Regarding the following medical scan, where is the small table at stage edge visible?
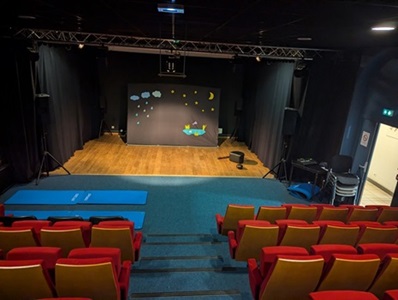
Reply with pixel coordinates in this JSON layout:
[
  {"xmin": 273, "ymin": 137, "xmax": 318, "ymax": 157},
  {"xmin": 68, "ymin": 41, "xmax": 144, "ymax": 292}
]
[{"xmin": 289, "ymin": 160, "xmax": 327, "ymax": 198}]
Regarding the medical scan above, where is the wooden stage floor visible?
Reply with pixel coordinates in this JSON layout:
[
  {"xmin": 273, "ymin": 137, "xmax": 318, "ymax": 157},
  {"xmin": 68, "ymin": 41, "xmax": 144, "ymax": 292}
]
[{"xmin": 51, "ymin": 134, "xmax": 272, "ymax": 178}]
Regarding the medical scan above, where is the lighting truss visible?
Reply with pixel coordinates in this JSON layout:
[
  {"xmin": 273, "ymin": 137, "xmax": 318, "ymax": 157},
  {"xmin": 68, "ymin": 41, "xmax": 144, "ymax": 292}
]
[{"xmin": 14, "ymin": 28, "xmax": 333, "ymax": 60}]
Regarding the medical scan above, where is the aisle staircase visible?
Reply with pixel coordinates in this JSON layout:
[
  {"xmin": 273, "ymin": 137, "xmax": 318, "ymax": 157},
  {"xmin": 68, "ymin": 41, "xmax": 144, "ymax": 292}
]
[{"xmin": 129, "ymin": 233, "xmax": 251, "ymax": 299}]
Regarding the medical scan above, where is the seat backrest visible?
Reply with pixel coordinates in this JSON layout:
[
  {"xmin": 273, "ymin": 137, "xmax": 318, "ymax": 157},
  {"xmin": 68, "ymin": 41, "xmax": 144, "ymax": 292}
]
[
  {"xmin": 316, "ymin": 254, "xmax": 380, "ymax": 291},
  {"xmin": 368, "ymin": 254, "xmax": 398, "ymax": 299},
  {"xmin": 347, "ymin": 208, "xmax": 379, "ymax": 222},
  {"xmin": 91, "ymin": 225, "xmax": 135, "ymax": 262},
  {"xmin": 0, "ymin": 226, "xmax": 40, "ymax": 255},
  {"xmin": 317, "ymin": 224, "xmax": 360, "ymax": 246},
  {"xmin": 330, "ymin": 154, "xmax": 353, "ymax": 173},
  {"xmin": 355, "ymin": 225, "xmax": 398, "ymax": 246},
  {"xmin": 377, "ymin": 207, "xmax": 398, "ymax": 223},
  {"xmin": 55, "ymin": 257, "xmax": 120, "ymax": 300},
  {"xmin": 233, "ymin": 225, "xmax": 279, "ymax": 261},
  {"xmin": 0, "ymin": 259, "xmax": 56, "ymax": 300},
  {"xmin": 52, "ymin": 221, "xmax": 93, "ymax": 247},
  {"xmin": 235, "ymin": 220, "xmax": 271, "ymax": 242},
  {"xmin": 316, "ymin": 207, "xmax": 349, "ymax": 222},
  {"xmin": 220, "ymin": 204, "xmax": 255, "ymax": 235},
  {"xmin": 278, "ymin": 224, "xmax": 320, "ymax": 251},
  {"xmin": 258, "ymin": 254, "xmax": 324, "ymax": 300},
  {"xmin": 40, "ymin": 226, "xmax": 87, "ymax": 257},
  {"xmin": 286, "ymin": 206, "xmax": 318, "ymax": 223},
  {"xmin": 256, "ymin": 206, "xmax": 287, "ymax": 223}
]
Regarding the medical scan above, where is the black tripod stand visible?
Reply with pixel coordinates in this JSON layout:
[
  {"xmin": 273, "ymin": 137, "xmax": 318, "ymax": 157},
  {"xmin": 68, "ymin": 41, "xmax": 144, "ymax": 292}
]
[
  {"xmin": 262, "ymin": 136, "xmax": 290, "ymax": 181},
  {"xmin": 36, "ymin": 132, "xmax": 70, "ymax": 185}
]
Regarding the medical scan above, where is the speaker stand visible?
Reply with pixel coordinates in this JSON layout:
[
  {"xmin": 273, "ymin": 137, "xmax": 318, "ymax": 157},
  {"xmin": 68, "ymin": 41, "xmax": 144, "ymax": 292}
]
[
  {"xmin": 262, "ymin": 158, "xmax": 288, "ymax": 181},
  {"xmin": 36, "ymin": 133, "xmax": 71, "ymax": 185},
  {"xmin": 98, "ymin": 118, "xmax": 113, "ymax": 138}
]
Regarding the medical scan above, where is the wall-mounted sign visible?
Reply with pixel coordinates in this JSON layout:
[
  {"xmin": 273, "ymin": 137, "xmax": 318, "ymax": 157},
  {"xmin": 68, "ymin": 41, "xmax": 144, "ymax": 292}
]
[{"xmin": 360, "ymin": 131, "xmax": 370, "ymax": 147}]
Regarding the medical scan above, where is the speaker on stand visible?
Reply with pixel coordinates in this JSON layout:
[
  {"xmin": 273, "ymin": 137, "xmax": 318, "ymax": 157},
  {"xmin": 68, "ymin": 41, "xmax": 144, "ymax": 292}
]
[{"xmin": 35, "ymin": 94, "xmax": 70, "ymax": 185}]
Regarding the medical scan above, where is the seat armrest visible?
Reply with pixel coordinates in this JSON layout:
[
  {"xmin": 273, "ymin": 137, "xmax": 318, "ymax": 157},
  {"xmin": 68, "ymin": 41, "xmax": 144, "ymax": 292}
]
[
  {"xmin": 247, "ymin": 258, "xmax": 262, "ymax": 300},
  {"xmin": 119, "ymin": 260, "xmax": 132, "ymax": 300},
  {"xmin": 133, "ymin": 231, "xmax": 143, "ymax": 261},
  {"xmin": 215, "ymin": 214, "xmax": 224, "ymax": 233},
  {"xmin": 228, "ymin": 230, "xmax": 238, "ymax": 259}
]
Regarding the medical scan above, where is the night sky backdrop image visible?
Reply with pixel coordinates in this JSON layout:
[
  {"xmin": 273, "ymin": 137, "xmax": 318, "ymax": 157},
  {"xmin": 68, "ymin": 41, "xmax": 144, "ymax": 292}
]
[{"xmin": 127, "ymin": 84, "xmax": 220, "ymax": 146}]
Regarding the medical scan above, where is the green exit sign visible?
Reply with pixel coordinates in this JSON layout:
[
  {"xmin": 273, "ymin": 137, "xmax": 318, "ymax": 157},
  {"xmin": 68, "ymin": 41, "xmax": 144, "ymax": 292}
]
[{"xmin": 382, "ymin": 108, "xmax": 394, "ymax": 117}]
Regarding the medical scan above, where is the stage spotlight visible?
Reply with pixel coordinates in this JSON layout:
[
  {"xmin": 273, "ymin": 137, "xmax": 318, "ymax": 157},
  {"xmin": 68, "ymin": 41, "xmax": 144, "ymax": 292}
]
[
  {"xmin": 78, "ymin": 43, "xmax": 84, "ymax": 49},
  {"xmin": 256, "ymin": 56, "xmax": 261, "ymax": 62}
]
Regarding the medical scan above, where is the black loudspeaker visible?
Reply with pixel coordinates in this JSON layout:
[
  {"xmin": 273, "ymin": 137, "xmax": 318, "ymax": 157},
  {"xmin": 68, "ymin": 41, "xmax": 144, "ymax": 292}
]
[
  {"xmin": 229, "ymin": 151, "xmax": 244, "ymax": 163},
  {"xmin": 282, "ymin": 108, "xmax": 299, "ymax": 136}
]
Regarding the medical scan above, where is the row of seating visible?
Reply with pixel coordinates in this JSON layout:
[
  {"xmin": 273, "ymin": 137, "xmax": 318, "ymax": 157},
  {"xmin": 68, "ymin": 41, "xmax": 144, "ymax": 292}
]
[
  {"xmin": 0, "ymin": 219, "xmax": 143, "ymax": 261},
  {"xmin": 247, "ymin": 245, "xmax": 398, "ymax": 300},
  {"xmin": 0, "ymin": 246, "xmax": 130, "ymax": 300},
  {"xmin": 216, "ymin": 203, "xmax": 398, "ymax": 235},
  {"xmin": 227, "ymin": 219, "xmax": 398, "ymax": 261}
]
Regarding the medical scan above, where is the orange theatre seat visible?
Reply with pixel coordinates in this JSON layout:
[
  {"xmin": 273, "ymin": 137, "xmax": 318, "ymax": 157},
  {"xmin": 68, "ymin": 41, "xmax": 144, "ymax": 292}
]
[
  {"xmin": 316, "ymin": 223, "xmax": 360, "ymax": 246},
  {"xmin": 55, "ymin": 257, "xmax": 121, "ymax": 300},
  {"xmin": 40, "ymin": 226, "xmax": 87, "ymax": 257},
  {"xmin": 313, "ymin": 206, "xmax": 349, "ymax": 222},
  {"xmin": 90, "ymin": 220, "xmax": 143, "ymax": 262},
  {"xmin": 277, "ymin": 223, "xmax": 320, "ymax": 251},
  {"xmin": 215, "ymin": 204, "xmax": 255, "ymax": 235},
  {"xmin": 343, "ymin": 205, "xmax": 379, "ymax": 223},
  {"xmin": 51, "ymin": 220, "xmax": 93, "ymax": 247},
  {"xmin": 255, "ymin": 206, "xmax": 287, "ymax": 223},
  {"xmin": 228, "ymin": 221, "xmax": 278, "ymax": 261},
  {"xmin": 376, "ymin": 207, "xmax": 398, "ymax": 223},
  {"xmin": 0, "ymin": 259, "xmax": 57, "ymax": 300},
  {"xmin": 355, "ymin": 224, "xmax": 398, "ymax": 246},
  {"xmin": 248, "ymin": 254, "xmax": 324, "ymax": 300},
  {"xmin": 68, "ymin": 247, "xmax": 131, "ymax": 300},
  {"xmin": 6, "ymin": 246, "xmax": 62, "ymax": 281},
  {"xmin": 316, "ymin": 254, "xmax": 380, "ymax": 292},
  {"xmin": 309, "ymin": 290, "xmax": 378, "ymax": 300},
  {"xmin": 0, "ymin": 226, "xmax": 40, "ymax": 256},
  {"xmin": 367, "ymin": 254, "xmax": 398, "ymax": 299},
  {"xmin": 283, "ymin": 204, "xmax": 318, "ymax": 223}
]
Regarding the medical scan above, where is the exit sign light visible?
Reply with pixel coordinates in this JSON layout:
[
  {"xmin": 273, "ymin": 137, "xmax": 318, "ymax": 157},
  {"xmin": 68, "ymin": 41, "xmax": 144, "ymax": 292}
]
[{"xmin": 382, "ymin": 108, "xmax": 394, "ymax": 117}]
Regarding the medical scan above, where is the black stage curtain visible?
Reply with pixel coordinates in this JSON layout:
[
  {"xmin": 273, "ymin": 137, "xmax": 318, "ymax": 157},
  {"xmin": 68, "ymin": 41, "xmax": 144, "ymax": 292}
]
[
  {"xmin": 242, "ymin": 61, "xmax": 295, "ymax": 170},
  {"xmin": 0, "ymin": 40, "xmax": 40, "ymax": 183},
  {"xmin": 35, "ymin": 45, "xmax": 100, "ymax": 171}
]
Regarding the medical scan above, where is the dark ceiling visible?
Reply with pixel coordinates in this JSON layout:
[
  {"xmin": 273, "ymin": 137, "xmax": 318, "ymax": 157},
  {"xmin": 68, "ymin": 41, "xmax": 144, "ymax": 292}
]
[{"xmin": 2, "ymin": 0, "xmax": 398, "ymax": 51}]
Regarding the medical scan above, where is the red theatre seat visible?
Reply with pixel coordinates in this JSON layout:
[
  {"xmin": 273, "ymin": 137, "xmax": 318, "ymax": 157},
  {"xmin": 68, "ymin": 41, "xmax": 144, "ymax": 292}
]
[{"xmin": 309, "ymin": 290, "xmax": 378, "ymax": 300}]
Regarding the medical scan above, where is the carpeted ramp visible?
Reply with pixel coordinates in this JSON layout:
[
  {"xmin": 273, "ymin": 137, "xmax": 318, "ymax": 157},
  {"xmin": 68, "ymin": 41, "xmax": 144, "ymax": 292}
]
[
  {"xmin": 4, "ymin": 189, "xmax": 148, "ymax": 205},
  {"xmin": 130, "ymin": 233, "xmax": 250, "ymax": 299}
]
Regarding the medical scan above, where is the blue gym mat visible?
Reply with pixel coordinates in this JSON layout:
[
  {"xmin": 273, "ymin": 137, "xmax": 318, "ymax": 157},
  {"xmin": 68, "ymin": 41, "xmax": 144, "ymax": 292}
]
[
  {"xmin": 6, "ymin": 210, "xmax": 145, "ymax": 229},
  {"xmin": 4, "ymin": 190, "xmax": 148, "ymax": 205}
]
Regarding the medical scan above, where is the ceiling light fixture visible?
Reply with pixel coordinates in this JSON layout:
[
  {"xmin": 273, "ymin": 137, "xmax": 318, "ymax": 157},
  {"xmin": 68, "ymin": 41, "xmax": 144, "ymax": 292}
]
[
  {"xmin": 371, "ymin": 26, "xmax": 395, "ymax": 31},
  {"xmin": 157, "ymin": 3, "xmax": 184, "ymax": 14}
]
